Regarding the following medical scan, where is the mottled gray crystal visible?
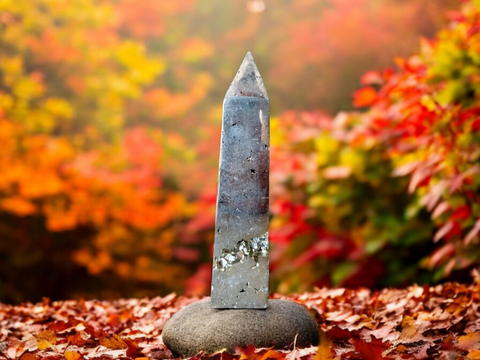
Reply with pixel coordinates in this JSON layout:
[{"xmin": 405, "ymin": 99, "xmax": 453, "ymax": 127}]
[
  {"xmin": 213, "ymin": 232, "xmax": 269, "ymax": 272},
  {"xmin": 211, "ymin": 52, "xmax": 270, "ymax": 309}
]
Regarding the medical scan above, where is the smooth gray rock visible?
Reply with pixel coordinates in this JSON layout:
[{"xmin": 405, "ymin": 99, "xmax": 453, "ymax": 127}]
[{"xmin": 162, "ymin": 299, "xmax": 319, "ymax": 357}]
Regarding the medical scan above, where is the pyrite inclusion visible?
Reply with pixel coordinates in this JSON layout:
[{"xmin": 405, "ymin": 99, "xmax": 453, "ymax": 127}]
[{"xmin": 211, "ymin": 52, "xmax": 270, "ymax": 309}]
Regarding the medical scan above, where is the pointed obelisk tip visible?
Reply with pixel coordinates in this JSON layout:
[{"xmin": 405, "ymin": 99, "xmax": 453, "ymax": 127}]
[{"xmin": 225, "ymin": 52, "xmax": 268, "ymax": 99}]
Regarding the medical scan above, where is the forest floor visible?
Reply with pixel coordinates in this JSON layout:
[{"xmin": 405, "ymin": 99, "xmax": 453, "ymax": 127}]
[{"xmin": 0, "ymin": 282, "xmax": 479, "ymax": 360}]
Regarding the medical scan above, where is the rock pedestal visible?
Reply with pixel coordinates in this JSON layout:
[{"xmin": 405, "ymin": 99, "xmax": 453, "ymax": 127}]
[{"xmin": 162, "ymin": 299, "xmax": 319, "ymax": 358}]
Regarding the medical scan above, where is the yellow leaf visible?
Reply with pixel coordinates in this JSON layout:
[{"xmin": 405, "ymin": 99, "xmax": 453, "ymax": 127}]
[
  {"xmin": 44, "ymin": 98, "xmax": 74, "ymax": 119},
  {"xmin": 100, "ymin": 334, "xmax": 127, "ymax": 349},
  {"xmin": 316, "ymin": 329, "xmax": 334, "ymax": 360},
  {"xmin": 35, "ymin": 330, "xmax": 56, "ymax": 350}
]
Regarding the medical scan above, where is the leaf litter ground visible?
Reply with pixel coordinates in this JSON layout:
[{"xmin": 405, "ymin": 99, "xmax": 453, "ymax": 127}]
[{"xmin": 1, "ymin": 282, "xmax": 480, "ymax": 359}]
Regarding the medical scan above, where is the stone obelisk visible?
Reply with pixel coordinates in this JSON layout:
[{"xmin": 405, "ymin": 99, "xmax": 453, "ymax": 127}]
[
  {"xmin": 162, "ymin": 53, "xmax": 319, "ymax": 358},
  {"xmin": 211, "ymin": 52, "xmax": 270, "ymax": 309}
]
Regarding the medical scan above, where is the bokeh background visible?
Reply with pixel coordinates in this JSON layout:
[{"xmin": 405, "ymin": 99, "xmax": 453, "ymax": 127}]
[{"xmin": 2, "ymin": 0, "xmax": 480, "ymax": 303}]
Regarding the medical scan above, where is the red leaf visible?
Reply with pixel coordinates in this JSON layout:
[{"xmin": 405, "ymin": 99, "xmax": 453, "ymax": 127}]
[
  {"xmin": 409, "ymin": 165, "xmax": 432, "ymax": 193},
  {"xmin": 450, "ymin": 205, "xmax": 471, "ymax": 222},
  {"xmin": 351, "ymin": 337, "xmax": 390, "ymax": 360},
  {"xmin": 434, "ymin": 222, "xmax": 454, "ymax": 242}
]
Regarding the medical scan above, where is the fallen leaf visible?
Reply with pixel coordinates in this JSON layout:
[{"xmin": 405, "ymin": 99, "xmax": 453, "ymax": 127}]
[
  {"xmin": 99, "ymin": 334, "xmax": 127, "ymax": 350},
  {"xmin": 468, "ymin": 349, "xmax": 480, "ymax": 359},
  {"xmin": 457, "ymin": 332, "xmax": 480, "ymax": 351},
  {"xmin": 19, "ymin": 353, "xmax": 39, "ymax": 360},
  {"xmin": 35, "ymin": 330, "xmax": 56, "ymax": 350},
  {"xmin": 64, "ymin": 350, "xmax": 83, "ymax": 360},
  {"xmin": 237, "ymin": 345, "xmax": 286, "ymax": 360},
  {"xmin": 316, "ymin": 330, "xmax": 333, "ymax": 360}
]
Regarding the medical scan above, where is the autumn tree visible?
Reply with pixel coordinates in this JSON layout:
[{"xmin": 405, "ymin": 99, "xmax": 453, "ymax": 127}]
[{"xmin": 0, "ymin": 0, "xmax": 199, "ymax": 302}]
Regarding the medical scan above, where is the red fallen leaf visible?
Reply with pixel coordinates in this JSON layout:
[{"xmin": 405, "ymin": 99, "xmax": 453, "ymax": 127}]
[
  {"xmin": 83, "ymin": 324, "xmax": 104, "ymax": 339},
  {"xmin": 353, "ymin": 87, "xmax": 377, "ymax": 107},
  {"xmin": 19, "ymin": 353, "xmax": 39, "ymax": 360},
  {"xmin": 67, "ymin": 332, "xmax": 87, "ymax": 346},
  {"xmin": 351, "ymin": 337, "xmax": 390, "ymax": 360},
  {"xmin": 327, "ymin": 326, "xmax": 354, "ymax": 340},
  {"xmin": 47, "ymin": 321, "xmax": 69, "ymax": 332},
  {"xmin": 124, "ymin": 338, "xmax": 143, "ymax": 357}
]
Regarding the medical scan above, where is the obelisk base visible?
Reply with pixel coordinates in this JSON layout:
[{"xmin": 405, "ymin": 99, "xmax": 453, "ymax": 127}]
[{"xmin": 162, "ymin": 299, "xmax": 320, "ymax": 358}]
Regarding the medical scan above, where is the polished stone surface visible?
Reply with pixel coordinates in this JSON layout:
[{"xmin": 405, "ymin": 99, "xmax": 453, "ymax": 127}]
[{"xmin": 211, "ymin": 52, "xmax": 270, "ymax": 309}]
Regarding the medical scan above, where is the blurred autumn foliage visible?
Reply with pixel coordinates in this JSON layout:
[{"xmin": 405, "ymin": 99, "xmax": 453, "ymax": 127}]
[
  {"xmin": 269, "ymin": 0, "xmax": 480, "ymax": 293},
  {"xmin": 0, "ymin": 0, "xmax": 471, "ymax": 303}
]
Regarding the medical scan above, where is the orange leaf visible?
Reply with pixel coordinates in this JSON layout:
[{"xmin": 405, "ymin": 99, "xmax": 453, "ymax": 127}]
[
  {"xmin": 316, "ymin": 329, "xmax": 333, "ymax": 360},
  {"xmin": 457, "ymin": 332, "xmax": 480, "ymax": 351},
  {"xmin": 468, "ymin": 349, "xmax": 480, "ymax": 359},
  {"xmin": 353, "ymin": 87, "xmax": 377, "ymax": 107},
  {"xmin": 99, "ymin": 334, "xmax": 127, "ymax": 350},
  {"xmin": 0, "ymin": 197, "xmax": 36, "ymax": 216},
  {"xmin": 64, "ymin": 350, "xmax": 83, "ymax": 360}
]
